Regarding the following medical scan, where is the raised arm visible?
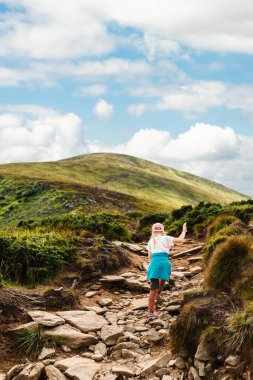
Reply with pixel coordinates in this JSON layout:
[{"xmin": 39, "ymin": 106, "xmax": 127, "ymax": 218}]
[{"xmin": 173, "ymin": 222, "xmax": 187, "ymax": 244}]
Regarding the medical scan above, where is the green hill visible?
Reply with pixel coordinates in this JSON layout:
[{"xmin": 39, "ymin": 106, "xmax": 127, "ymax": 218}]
[{"xmin": 0, "ymin": 153, "xmax": 249, "ymax": 225}]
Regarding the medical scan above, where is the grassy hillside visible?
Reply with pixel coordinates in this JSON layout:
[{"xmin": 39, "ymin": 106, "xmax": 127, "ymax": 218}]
[{"xmin": 0, "ymin": 153, "xmax": 248, "ymax": 215}]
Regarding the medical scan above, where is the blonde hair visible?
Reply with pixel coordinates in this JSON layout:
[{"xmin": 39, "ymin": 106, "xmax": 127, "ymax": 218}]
[{"xmin": 151, "ymin": 230, "xmax": 165, "ymax": 250}]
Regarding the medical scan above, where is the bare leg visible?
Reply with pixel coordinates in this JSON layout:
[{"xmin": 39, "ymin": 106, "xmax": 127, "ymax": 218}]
[
  {"xmin": 148, "ymin": 289, "xmax": 158, "ymax": 313},
  {"xmin": 157, "ymin": 280, "xmax": 166, "ymax": 296}
]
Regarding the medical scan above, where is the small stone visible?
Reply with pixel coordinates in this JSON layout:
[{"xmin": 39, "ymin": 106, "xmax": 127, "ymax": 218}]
[
  {"xmin": 168, "ymin": 359, "xmax": 176, "ymax": 367},
  {"xmin": 175, "ymin": 357, "xmax": 185, "ymax": 370},
  {"xmin": 84, "ymin": 306, "xmax": 107, "ymax": 315},
  {"xmin": 98, "ymin": 298, "xmax": 113, "ymax": 307},
  {"xmin": 100, "ymin": 324, "xmax": 124, "ymax": 346},
  {"xmin": 61, "ymin": 345, "xmax": 71, "ymax": 352},
  {"xmin": 85, "ymin": 291, "xmax": 98, "ymax": 298},
  {"xmin": 190, "ymin": 266, "xmax": 202, "ymax": 274},
  {"xmin": 113, "ymin": 342, "xmax": 139, "ymax": 352},
  {"xmin": 195, "ymin": 339, "xmax": 215, "ymax": 361},
  {"xmin": 95, "ymin": 342, "xmax": 107, "ymax": 357},
  {"xmin": 45, "ymin": 365, "xmax": 67, "ymax": 380},
  {"xmin": 225, "ymin": 355, "xmax": 240, "ymax": 366},
  {"xmin": 38, "ymin": 346, "xmax": 56, "ymax": 360},
  {"xmin": 13, "ymin": 362, "xmax": 44, "ymax": 380},
  {"xmin": 112, "ymin": 366, "xmax": 135, "ymax": 377},
  {"xmin": 189, "ymin": 366, "xmax": 200, "ymax": 380},
  {"xmin": 0, "ymin": 373, "xmax": 6, "ymax": 380},
  {"xmin": 6, "ymin": 364, "xmax": 25, "ymax": 380},
  {"xmin": 122, "ymin": 349, "xmax": 140, "ymax": 359},
  {"xmin": 162, "ymin": 376, "xmax": 174, "ymax": 380}
]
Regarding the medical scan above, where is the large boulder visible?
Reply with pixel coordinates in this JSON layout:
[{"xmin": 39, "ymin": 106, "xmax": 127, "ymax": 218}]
[
  {"xmin": 28, "ymin": 311, "xmax": 65, "ymax": 327},
  {"xmin": 56, "ymin": 311, "xmax": 107, "ymax": 332},
  {"xmin": 44, "ymin": 324, "xmax": 97, "ymax": 349}
]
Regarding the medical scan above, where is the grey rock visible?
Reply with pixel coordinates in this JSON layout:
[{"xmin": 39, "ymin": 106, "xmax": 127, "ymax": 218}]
[
  {"xmin": 84, "ymin": 306, "xmax": 107, "ymax": 315},
  {"xmin": 28, "ymin": 311, "xmax": 64, "ymax": 327},
  {"xmin": 65, "ymin": 359, "xmax": 101, "ymax": 380},
  {"xmin": 175, "ymin": 357, "xmax": 185, "ymax": 370},
  {"xmin": 100, "ymin": 324, "xmax": 124, "ymax": 345},
  {"xmin": 189, "ymin": 366, "xmax": 200, "ymax": 380},
  {"xmin": 131, "ymin": 298, "xmax": 147, "ymax": 311},
  {"xmin": 195, "ymin": 339, "xmax": 214, "ymax": 361},
  {"xmin": 95, "ymin": 342, "xmax": 107, "ymax": 357},
  {"xmin": 121, "ymin": 349, "xmax": 140, "ymax": 359},
  {"xmin": 225, "ymin": 355, "xmax": 240, "ymax": 366},
  {"xmin": 56, "ymin": 310, "xmax": 107, "ymax": 332},
  {"xmin": 45, "ymin": 365, "xmax": 67, "ymax": 380},
  {"xmin": 38, "ymin": 346, "xmax": 56, "ymax": 360},
  {"xmin": 44, "ymin": 324, "xmax": 97, "ymax": 349},
  {"xmin": 7, "ymin": 365, "xmax": 25, "ymax": 380},
  {"xmin": 113, "ymin": 342, "xmax": 139, "ymax": 352},
  {"xmin": 54, "ymin": 356, "xmax": 93, "ymax": 371},
  {"xmin": 138, "ymin": 353, "xmax": 172, "ymax": 377},
  {"xmin": 98, "ymin": 298, "xmax": 113, "ymax": 307},
  {"xmin": 142, "ymin": 328, "xmax": 167, "ymax": 343},
  {"xmin": 190, "ymin": 266, "xmax": 202, "ymax": 275},
  {"xmin": 85, "ymin": 291, "xmax": 98, "ymax": 298},
  {"xmin": 13, "ymin": 363, "xmax": 44, "ymax": 380},
  {"xmin": 111, "ymin": 366, "xmax": 135, "ymax": 377}
]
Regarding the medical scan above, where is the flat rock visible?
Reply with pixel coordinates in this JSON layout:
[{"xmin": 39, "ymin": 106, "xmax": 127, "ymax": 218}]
[
  {"xmin": 100, "ymin": 275, "xmax": 126, "ymax": 285},
  {"xmin": 65, "ymin": 360, "xmax": 101, "ymax": 380},
  {"xmin": 13, "ymin": 363, "xmax": 44, "ymax": 380},
  {"xmin": 100, "ymin": 324, "xmax": 124, "ymax": 345},
  {"xmin": 6, "ymin": 364, "xmax": 25, "ymax": 380},
  {"xmin": 113, "ymin": 342, "xmax": 139, "ymax": 351},
  {"xmin": 84, "ymin": 306, "xmax": 107, "ymax": 315},
  {"xmin": 188, "ymin": 257, "xmax": 202, "ymax": 263},
  {"xmin": 225, "ymin": 355, "xmax": 240, "ymax": 366},
  {"xmin": 55, "ymin": 356, "xmax": 90, "ymax": 371},
  {"xmin": 10, "ymin": 322, "xmax": 39, "ymax": 333},
  {"xmin": 0, "ymin": 374, "xmax": 6, "ymax": 380},
  {"xmin": 28, "ymin": 311, "xmax": 65, "ymax": 327},
  {"xmin": 44, "ymin": 324, "xmax": 97, "ymax": 349},
  {"xmin": 131, "ymin": 298, "xmax": 147, "ymax": 310},
  {"xmin": 125, "ymin": 278, "xmax": 149, "ymax": 292},
  {"xmin": 56, "ymin": 311, "xmax": 107, "ymax": 332},
  {"xmin": 98, "ymin": 298, "xmax": 113, "ymax": 307},
  {"xmin": 138, "ymin": 353, "xmax": 172, "ymax": 377},
  {"xmin": 38, "ymin": 346, "xmax": 56, "ymax": 360},
  {"xmin": 112, "ymin": 366, "xmax": 135, "ymax": 377},
  {"xmin": 142, "ymin": 328, "xmax": 167, "ymax": 343},
  {"xmin": 190, "ymin": 266, "xmax": 202, "ymax": 274},
  {"xmin": 85, "ymin": 291, "xmax": 98, "ymax": 298},
  {"xmin": 45, "ymin": 365, "xmax": 67, "ymax": 380},
  {"xmin": 122, "ymin": 243, "xmax": 143, "ymax": 252},
  {"xmin": 120, "ymin": 272, "xmax": 137, "ymax": 278}
]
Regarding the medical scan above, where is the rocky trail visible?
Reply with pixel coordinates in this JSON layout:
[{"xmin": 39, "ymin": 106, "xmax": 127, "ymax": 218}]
[{"xmin": 0, "ymin": 239, "xmax": 214, "ymax": 380}]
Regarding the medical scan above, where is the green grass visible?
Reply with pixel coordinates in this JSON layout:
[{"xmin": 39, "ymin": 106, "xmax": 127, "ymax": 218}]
[{"xmin": 0, "ymin": 153, "xmax": 248, "ymax": 216}]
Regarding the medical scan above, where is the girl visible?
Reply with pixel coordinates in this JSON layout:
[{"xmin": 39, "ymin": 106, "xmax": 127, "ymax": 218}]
[{"xmin": 147, "ymin": 221, "xmax": 187, "ymax": 318}]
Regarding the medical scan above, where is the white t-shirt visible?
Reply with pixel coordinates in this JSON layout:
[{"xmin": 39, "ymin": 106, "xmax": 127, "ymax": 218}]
[{"xmin": 147, "ymin": 235, "xmax": 174, "ymax": 254}]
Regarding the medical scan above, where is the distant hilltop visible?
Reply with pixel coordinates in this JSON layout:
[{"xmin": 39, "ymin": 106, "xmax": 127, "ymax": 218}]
[{"xmin": 0, "ymin": 153, "xmax": 249, "ymax": 216}]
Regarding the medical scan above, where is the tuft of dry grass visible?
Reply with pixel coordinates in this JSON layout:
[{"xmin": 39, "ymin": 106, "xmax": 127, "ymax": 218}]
[{"xmin": 205, "ymin": 235, "xmax": 251, "ymax": 292}]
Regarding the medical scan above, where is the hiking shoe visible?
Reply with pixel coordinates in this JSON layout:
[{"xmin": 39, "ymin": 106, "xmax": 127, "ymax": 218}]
[{"xmin": 147, "ymin": 312, "xmax": 156, "ymax": 318}]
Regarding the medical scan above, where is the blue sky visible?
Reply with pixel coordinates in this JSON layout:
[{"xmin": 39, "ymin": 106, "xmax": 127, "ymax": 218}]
[{"xmin": 1, "ymin": 0, "xmax": 253, "ymax": 196}]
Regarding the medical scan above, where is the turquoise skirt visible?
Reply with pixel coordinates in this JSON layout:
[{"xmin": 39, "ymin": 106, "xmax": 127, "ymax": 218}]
[{"xmin": 147, "ymin": 252, "xmax": 172, "ymax": 281}]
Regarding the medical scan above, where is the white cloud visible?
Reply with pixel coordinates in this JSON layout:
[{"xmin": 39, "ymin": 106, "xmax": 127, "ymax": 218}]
[
  {"xmin": 78, "ymin": 84, "xmax": 107, "ymax": 96},
  {"xmin": 111, "ymin": 123, "xmax": 253, "ymax": 195},
  {"xmin": 0, "ymin": 105, "xmax": 98, "ymax": 163},
  {"xmin": 127, "ymin": 104, "xmax": 147, "ymax": 117},
  {"xmin": 93, "ymin": 99, "xmax": 114, "ymax": 121},
  {"xmin": 2, "ymin": 0, "xmax": 253, "ymax": 61}
]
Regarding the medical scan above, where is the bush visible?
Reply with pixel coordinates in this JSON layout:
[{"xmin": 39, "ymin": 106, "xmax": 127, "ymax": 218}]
[
  {"xmin": 206, "ymin": 215, "xmax": 237, "ymax": 240},
  {"xmin": 227, "ymin": 304, "xmax": 253, "ymax": 352},
  {"xmin": 205, "ymin": 236, "xmax": 251, "ymax": 292},
  {"xmin": 12, "ymin": 325, "xmax": 56, "ymax": 357},
  {"xmin": 0, "ymin": 271, "xmax": 4, "ymax": 288},
  {"xmin": 20, "ymin": 212, "xmax": 131, "ymax": 241},
  {"xmin": 139, "ymin": 213, "xmax": 169, "ymax": 230},
  {"xmin": 0, "ymin": 229, "xmax": 78, "ymax": 285},
  {"xmin": 170, "ymin": 300, "xmax": 211, "ymax": 354}
]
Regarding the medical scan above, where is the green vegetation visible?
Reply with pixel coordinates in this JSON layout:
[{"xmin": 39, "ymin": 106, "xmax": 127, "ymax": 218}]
[
  {"xmin": 19, "ymin": 213, "xmax": 131, "ymax": 241},
  {"xmin": 227, "ymin": 303, "xmax": 253, "ymax": 352},
  {"xmin": 0, "ymin": 153, "xmax": 248, "ymax": 218},
  {"xmin": 170, "ymin": 300, "xmax": 211, "ymax": 354},
  {"xmin": 204, "ymin": 236, "xmax": 251, "ymax": 292},
  {"xmin": 0, "ymin": 229, "xmax": 78, "ymax": 285},
  {"xmin": 12, "ymin": 325, "xmax": 56, "ymax": 357}
]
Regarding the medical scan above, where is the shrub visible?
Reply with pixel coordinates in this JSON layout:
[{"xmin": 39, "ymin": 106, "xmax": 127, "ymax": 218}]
[
  {"xmin": 227, "ymin": 305, "xmax": 253, "ymax": 352},
  {"xmin": 12, "ymin": 325, "xmax": 56, "ymax": 357},
  {"xmin": 139, "ymin": 213, "xmax": 169, "ymax": 230},
  {"xmin": 170, "ymin": 300, "xmax": 211, "ymax": 354},
  {"xmin": 0, "ymin": 271, "xmax": 4, "ymax": 288},
  {"xmin": 206, "ymin": 220, "xmax": 245, "ymax": 260},
  {"xmin": 205, "ymin": 236, "xmax": 251, "ymax": 292},
  {"xmin": 206, "ymin": 215, "xmax": 237, "ymax": 240},
  {"xmin": 0, "ymin": 229, "xmax": 78, "ymax": 285}
]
